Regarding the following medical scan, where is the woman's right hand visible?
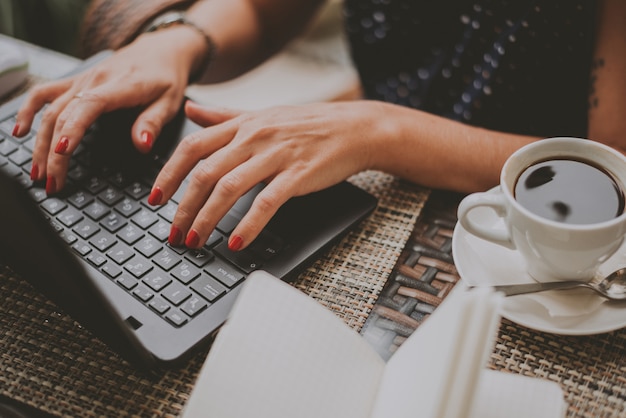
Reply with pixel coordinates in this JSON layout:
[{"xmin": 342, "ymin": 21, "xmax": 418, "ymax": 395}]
[{"xmin": 13, "ymin": 24, "xmax": 207, "ymax": 194}]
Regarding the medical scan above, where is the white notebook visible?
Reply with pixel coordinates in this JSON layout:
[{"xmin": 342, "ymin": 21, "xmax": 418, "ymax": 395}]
[{"xmin": 182, "ymin": 270, "xmax": 566, "ymax": 418}]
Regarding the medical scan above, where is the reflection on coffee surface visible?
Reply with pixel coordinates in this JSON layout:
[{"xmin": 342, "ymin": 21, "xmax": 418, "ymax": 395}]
[{"xmin": 514, "ymin": 158, "xmax": 625, "ymax": 224}]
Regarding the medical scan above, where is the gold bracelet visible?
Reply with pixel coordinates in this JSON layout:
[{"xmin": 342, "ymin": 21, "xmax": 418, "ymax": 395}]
[{"xmin": 144, "ymin": 10, "xmax": 216, "ymax": 81}]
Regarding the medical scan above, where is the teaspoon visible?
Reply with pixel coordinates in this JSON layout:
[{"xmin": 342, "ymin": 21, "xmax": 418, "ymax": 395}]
[{"xmin": 487, "ymin": 268, "xmax": 626, "ymax": 301}]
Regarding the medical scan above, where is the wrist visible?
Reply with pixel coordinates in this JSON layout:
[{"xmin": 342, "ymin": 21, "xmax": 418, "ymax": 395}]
[{"xmin": 141, "ymin": 10, "xmax": 216, "ymax": 82}]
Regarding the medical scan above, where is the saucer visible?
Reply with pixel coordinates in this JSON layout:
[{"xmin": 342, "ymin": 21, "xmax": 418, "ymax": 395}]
[{"xmin": 452, "ymin": 196, "xmax": 626, "ymax": 335}]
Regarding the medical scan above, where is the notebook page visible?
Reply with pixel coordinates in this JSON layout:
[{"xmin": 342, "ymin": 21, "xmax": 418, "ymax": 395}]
[
  {"xmin": 182, "ymin": 270, "xmax": 385, "ymax": 418},
  {"xmin": 469, "ymin": 369, "xmax": 566, "ymax": 418},
  {"xmin": 370, "ymin": 286, "xmax": 500, "ymax": 418}
]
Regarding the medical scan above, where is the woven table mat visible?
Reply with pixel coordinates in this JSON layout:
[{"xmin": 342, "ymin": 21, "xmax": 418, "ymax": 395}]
[
  {"xmin": 0, "ymin": 170, "xmax": 428, "ymax": 417},
  {"xmin": 361, "ymin": 189, "xmax": 626, "ymax": 418}
]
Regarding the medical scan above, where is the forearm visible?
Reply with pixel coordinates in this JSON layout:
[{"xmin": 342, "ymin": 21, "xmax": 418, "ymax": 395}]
[
  {"xmin": 587, "ymin": 0, "xmax": 626, "ymax": 153},
  {"xmin": 185, "ymin": 0, "xmax": 326, "ymax": 83},
  {"xmin": 367, "ymin": 102, "xmax": 539, "ymax": 193}
]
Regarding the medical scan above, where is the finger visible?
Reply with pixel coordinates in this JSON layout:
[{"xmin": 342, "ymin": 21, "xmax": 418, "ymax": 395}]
[
  {"xmin": 30, "ymin": 91, "xmax": 76, "ymax": 182},
  {"xmin": 131, "ymin": 95, "xmax": 182, "ymax": 153},
  {"xmin": 168, "ymin": 144, "xmax": 252, "ymax": 246},
  {"xmin": 184, "ymin": 100, "xmax": 242, "ymax": 127},
  {"xmin": 182, "ymin": 154, "xmax": 284, "ymax": 249},
  {"xmin": 226, "ymin": 175, "xmax": 297, "ymax": 251},
  {"xmin": 14, "ymin": 79, "xmax": 73, "ymax": 137},
  {"xmin": 148, "ymin": 120, "xmax": 238, "ymax": 207}
]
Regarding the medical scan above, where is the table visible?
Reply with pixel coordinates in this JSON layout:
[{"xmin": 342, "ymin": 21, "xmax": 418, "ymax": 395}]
[{"xmin": 2, "ymin": 35, "xmax": 626, "ymax": 418}]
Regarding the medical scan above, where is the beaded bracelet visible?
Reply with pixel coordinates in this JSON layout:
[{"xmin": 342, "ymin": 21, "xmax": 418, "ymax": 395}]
[{"xmin": 144, "ymin": 10, "xmax": 216, "ymax": 82}]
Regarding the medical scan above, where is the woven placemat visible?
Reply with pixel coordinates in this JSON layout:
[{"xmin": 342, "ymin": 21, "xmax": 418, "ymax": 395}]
[
  {"xmin": 361, "ymin": 189, "xmax": 626, "ymax": 418},
  {"xmin": 0, "ymin": 170, "xmax": 428, "ymax": 417}
]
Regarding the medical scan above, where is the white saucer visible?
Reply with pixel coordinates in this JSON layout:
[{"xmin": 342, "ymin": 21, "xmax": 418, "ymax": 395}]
[{"xmin": 452, "ymin": 199, "xmax": 626, "ymax": 335}]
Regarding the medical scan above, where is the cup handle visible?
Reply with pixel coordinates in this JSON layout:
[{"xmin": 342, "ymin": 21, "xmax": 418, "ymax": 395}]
[{"xmin": 457, "ymin": 188, "xmax": 516, "ymax": 250}]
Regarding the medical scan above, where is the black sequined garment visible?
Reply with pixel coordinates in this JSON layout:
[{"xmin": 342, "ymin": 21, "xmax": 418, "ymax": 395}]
[{"xmin": 343, "ymin": 0, "xmax": 596, "ymax": 138}]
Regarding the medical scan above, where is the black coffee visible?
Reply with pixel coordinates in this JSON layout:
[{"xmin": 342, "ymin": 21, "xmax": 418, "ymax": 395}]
[{"xmin": 514, "ymin": 158, "xmax": 625, "ymax": 224}]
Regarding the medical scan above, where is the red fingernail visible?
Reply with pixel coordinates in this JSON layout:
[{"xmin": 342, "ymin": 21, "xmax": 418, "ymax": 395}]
[
  {"xmin": 55, "ymin": 136, "xmax": 69, "ymax": 154},
  {"xmin": 228, "ymin": 235, "xmax": 243, "ymax": 251},
  {"xmin": 168, "ymin": 225, "xmax": 183, "ymax": 246},
  {"xmin": 148, "ymin": 187, "xmax": 162, "ymax": 206},
  {"xmin": 30, "ymin": 163, "xmax": 39, "ymax": 181},
  {"xmin": 12, "ymin": 123, "xmax": 20, "ymax": 137},
  {"xmin": 45, "ymin": 176, "xmax": 56, "ymax": 195},
  {"xmin": 141, "ymin": 131, "xmax": 154, "ymax": 148},
  {"xmin": 185, "ymin": 229, "xmax": 200, "ymax": 248}
]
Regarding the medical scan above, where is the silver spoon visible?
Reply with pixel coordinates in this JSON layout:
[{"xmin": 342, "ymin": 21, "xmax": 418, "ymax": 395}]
[{"xmin": 487, "ymin": 268, "xmax": 626, "ymax": 301}]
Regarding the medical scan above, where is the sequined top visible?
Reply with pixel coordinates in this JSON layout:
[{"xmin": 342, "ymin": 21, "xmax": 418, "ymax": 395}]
[{"xmin": 343, "ymin": 0, "xmax": 596, "ymax": 137}]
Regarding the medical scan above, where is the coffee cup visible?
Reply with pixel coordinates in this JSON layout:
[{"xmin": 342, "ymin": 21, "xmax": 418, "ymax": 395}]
[{"xmin": 457, "ymin": 137, "xmax": 626, "ymax": 282}]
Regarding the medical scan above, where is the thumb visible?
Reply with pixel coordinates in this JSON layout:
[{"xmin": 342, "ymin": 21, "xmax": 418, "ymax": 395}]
[{"xmin": 184, "ymin": 99, "xmax": 242, "ymax": 127}]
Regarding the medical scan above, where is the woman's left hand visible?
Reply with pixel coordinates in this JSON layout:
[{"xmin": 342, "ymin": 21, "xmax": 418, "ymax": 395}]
[{"xmin": 149, "ymin": 99, "xmax": 384, "ymax": 250}]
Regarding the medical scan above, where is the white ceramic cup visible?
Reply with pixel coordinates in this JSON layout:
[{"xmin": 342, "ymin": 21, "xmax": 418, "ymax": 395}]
[{"xmin": 457, "ymin": 137, "xmax": 626, "ymax": 282}]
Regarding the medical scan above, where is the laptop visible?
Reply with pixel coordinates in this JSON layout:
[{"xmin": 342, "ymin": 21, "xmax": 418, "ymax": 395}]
[{"xmin": 0, "ymin": 54, "xmax": 378, "ymax": 370}]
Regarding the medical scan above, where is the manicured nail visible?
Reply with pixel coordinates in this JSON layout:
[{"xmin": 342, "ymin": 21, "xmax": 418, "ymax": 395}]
[
  {"xmin": 54, "ymin": 136, "xmax": 69, "ymax": 154},
  {"xmin": 185, "ymin": 229, "xmax": 200, "ymax": 248},
  {"xmin": 141, "ymin": 131, "xmax": 154, "ymax": 148},
  {"xmin": 45, "ymin": 176, "xmax": 56, "ymax": 195},
  {"xmin": 228, "ymin": 235, "xmax": 243, "ymax": 251},
  {"xmin": 12, "ymin": 123, "xmax": 20, "ymax": 137},
  {"xmin": 30, "ymin": 163, "xmax": 39, "ymax": 181},
  {"xmin": 148, "ymin": 187, "xmax": 162, "ymax": 206},
  {"xmin": 168, "ymin": 225, "xmax": 183, "ymax": 246}
]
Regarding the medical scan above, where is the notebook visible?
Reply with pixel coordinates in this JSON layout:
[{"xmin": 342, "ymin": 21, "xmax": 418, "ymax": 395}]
[{"xmin": 0, "ymin": 53, "xmax": 378, "ymax": 370}]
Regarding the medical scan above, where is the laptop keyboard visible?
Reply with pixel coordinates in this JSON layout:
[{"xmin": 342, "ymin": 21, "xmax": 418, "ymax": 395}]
[{"xmin": 0, "ymin": 114, "xmax": 285, "ymax": 328}]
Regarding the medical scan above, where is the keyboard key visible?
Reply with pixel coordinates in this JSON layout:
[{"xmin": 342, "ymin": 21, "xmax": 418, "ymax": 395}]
[
  {"xmin": 89, "ymin": 230, "xmax": 118, "ymax": 252},
  {"xmin": 114, "ymin": 197, "xmax": 142, "ymax": 217},
  {"xmin": 118, "ymin": 224, "xmax": 144, "ymax": 245},
  {"xmin": 124, "ymin": 181, "xmax": 150, "ymax": 200},
  {"xmin": 134, "ymin": 236, "xmax": 162, "ymax": 258},
  {"xmin": 148, "ymin": 220, "xmax": 170, "ymax": 242},
  {"xmin": 171, "ymin": 262, "xmax": 201, "ymax": 284},
  {"xmin": 84, "ymin": 201, "xmax": 109, "ymax": 221},
  {"xmin": 132, "ymin": 285, "xmax": 154, "ymax": 302},
  {"xmin": 86, "ymin": 252, "xmax": 107, "ymax": 267},
  {"xmin": 191, "ymin": 276, "xmax": 227, "ymax": 302},
  {"xmin": 8, "ymin": 148, "xmax": 31, "ymax": 166},
  {"xmin": 41, "ymin": 198, "xmax": 67, "ymax": 215},
  {"xmin": 101, "ymin": 212, "xmax": 127, "ymax": 233},
  {"xmin": 204, "ymin": 258, "xmax": 245, "ymax": 288},
  {"xmin": 143, "ymin": 269, "xmax": 172, "ymax": 292},
  {"xmin": 157, "ymin": 202, "xmax": 178, "ymax": 223},
  {"xmin": 132, "ymin": 209, "xmax": 159, "ymax": 229},
  {"xmin": 56, "ymin": 206, "xmax": 84, "ymax": 227},
  {"xmin": 153, "ymin": 248, "xmax": 181, "ymax": 271},
  {"xmin": 216, "ymin": 213, "xmax": 240, "ymax": 235},
  {"xmin": 0, "ymin": 139, "xmax": 17, "ymax": 156},
  {"xmin": 106, "ymin": 242, "xmax": 135, "ymax": 265},
  {"xmin": 124, "ymin": 255, "xmax": 153, "ymax": 278},
  {"xmin": 117, "ymin": 274, "xmax": 138, "ymax": 290},
  {"xmin": 185, "ymin": 248, "xmax": 214, "ymax": 267},
  {"xmin": 68, "ymin": 190, "xmax": 95, "ymax": 209},
  {"xmin": 72, "ymin": 241, "xmax": 92, "ymax": 256},
  {"xmin": 164, "ymin": 310, "xmax": 188, "ymax": 327},
  {"xmin": 101, "ymin": 263, "xmax": 123, "ymax": 279},
  {"xmin": 148, "ymin": 297, "xmax": 171, "ymax": 314},
  {"xmin": 59, "ymin": 230, "xmax": 79, "ymax": 245},
  {"xmin": 73, "ymin": 218, "xmax": 101, "ymax": 240},
  {"xmin": 161, "ymin": 281, "xmax": 192, "ymax": 306},
  {"xmin": 98, "ymin": 186, "xmax": 125, "ymax": 206},
  {"xmin": 84, "ymin": 176, "xmax": 107, "ymax": 194},
  {"xmin": 181, "ymin": 295, "xmax": 208, "ymax": 317}
]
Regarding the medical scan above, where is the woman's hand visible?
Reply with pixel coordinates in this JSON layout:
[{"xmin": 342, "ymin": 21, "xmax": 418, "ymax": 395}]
[
  {"xmin": 149, "ymin": 100, "xmax": 384, "ymax": 251},
  {"xmin": 13, "ymin": 26, "xmax": 206, "ymax": 194}
]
